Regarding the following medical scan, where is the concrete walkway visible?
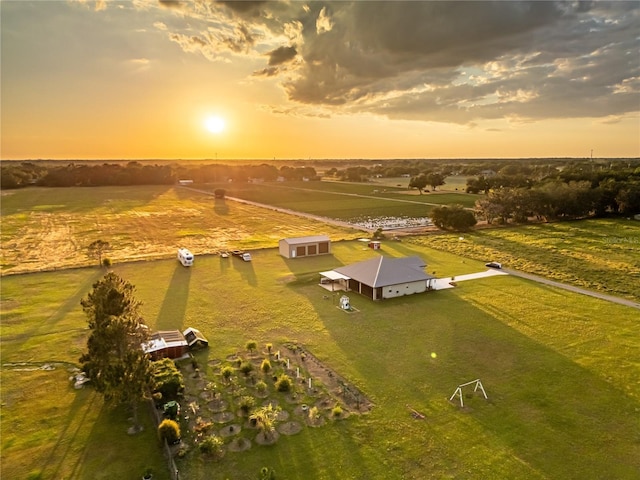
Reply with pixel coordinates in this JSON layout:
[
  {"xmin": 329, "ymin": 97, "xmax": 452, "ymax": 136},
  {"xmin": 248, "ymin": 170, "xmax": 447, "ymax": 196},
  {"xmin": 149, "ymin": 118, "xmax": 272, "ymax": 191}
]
[{"xmin": 432, "ymin": 268, "xmax": 508, "ymax": 290}]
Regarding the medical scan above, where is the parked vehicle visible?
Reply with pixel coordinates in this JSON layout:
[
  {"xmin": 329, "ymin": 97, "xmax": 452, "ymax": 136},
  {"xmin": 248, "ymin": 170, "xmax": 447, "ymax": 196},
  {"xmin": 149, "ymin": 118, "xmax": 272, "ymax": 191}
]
[
  {"xmin": 178, "ymin": 248, "xmax": 194, "ymax": 267},
  {"xmin": 220, "ymin": 251, "xmax": 229, "ymax": 258},
  {"xmin": 241, "ymin": 253, "xmax": 252, "ymax": 262},
  {"xmin": 485, "ymin": 262, "xmax": 502, "ymax": 269}
]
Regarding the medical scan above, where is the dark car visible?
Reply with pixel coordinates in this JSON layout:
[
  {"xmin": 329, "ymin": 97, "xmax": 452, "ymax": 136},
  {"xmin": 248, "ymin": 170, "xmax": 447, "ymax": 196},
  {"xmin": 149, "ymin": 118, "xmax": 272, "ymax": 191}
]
[{"xmin": 485, "ymin": 262, "xmax": 502, "ymax": 269}]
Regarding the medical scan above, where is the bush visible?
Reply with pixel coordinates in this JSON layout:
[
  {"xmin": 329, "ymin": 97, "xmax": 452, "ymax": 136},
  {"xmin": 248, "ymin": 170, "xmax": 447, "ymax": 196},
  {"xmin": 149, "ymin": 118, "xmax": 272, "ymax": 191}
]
[
  {"xmin": 240, "ymin": 361, "xmax": 253, "ymax": 376},
  {"xmin": 102, "ymin": 258, "xmax": 112, "ymax": 268},
  {"xmin": 308, "ymin": 406, "xmax": 320, "ymax": 420},
  {"xmin": 199, "ymin": 434, "xmax": 224, "ymax": 456},
  {"xmin": 151, "ymin": 358, "xmax": 184, "ymax": 400},
  {"xmin": 275, "ymin": 374, "xmax": 292, "ymax": 392},
  {"xmin": 431, "ymin": 204, "xmax": 477, "ymax": 231},
  {"xmin": 158, "ymin": 419, "xmax": 180, "ymax": 444},
  {"xmin": 246, "ymin": 340, "xmax": 257, "ymax": 353},
  {"xmin": 265, "ymin": 343, "xmax": 273, "ymax": 354},
  {"xmin": 238, "ymin": 395, "xmax": 256, "ymax": 415},
  {"xmin": 332, "ymin": 405, "xmax": 343, "ymax": 418},
  {"xmin": 261, "ymin": 359, "xmax": 272, "ymax": 374},
  {"xmin": 221, "ymin": 366, "xmax": 234, "ymax": 382},
  {"xmin": 255, "ymin": 380, "xmax": 267, "ymax": 394}
]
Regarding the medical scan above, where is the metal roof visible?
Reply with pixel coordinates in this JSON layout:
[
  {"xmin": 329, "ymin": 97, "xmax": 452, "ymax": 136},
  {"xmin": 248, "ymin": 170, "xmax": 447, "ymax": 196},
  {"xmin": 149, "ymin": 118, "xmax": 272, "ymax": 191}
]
[
  {"xmin": 333, "ymin": 256, "xmax": 433, "ymax": 288},
  {"xmin": 281, "ymin": 235, "xmax": 330, "ymax": 245}
]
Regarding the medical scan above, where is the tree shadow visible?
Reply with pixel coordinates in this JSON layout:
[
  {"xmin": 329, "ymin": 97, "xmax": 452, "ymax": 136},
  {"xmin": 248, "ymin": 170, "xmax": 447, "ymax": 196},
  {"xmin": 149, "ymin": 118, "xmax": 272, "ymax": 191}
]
[{"xmin": 155, "ymin": 263, "xmax": 191, "ymax": 331}]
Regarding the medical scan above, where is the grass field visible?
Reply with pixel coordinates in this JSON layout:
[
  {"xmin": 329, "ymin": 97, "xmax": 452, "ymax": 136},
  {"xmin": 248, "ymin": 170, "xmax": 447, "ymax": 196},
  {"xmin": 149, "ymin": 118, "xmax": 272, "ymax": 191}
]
[
  {"xmin": 200, "ymin": 181, "xmax": 480, "ymax": 218},
  {"xmin": 408, "ymin": 218, "xmax": 640, "ymax": 301},
  {"xmin": 2, "ymin": 185, "xmax": 639, "ymax": 479},
  {"xmin": 2, "ymin": 241, "xmax": 639, "ymax": 479},
  {"xmin": 0, "ymin": 186, "xmax": 363, "ymax": 274}
]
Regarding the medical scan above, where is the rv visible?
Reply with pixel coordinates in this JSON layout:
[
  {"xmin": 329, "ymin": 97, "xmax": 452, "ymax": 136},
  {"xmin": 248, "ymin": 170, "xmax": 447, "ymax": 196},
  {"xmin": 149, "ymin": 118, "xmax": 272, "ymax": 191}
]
[{"xmin": 178, "ymin": 248, "xmax": 194, "ymax": 267}]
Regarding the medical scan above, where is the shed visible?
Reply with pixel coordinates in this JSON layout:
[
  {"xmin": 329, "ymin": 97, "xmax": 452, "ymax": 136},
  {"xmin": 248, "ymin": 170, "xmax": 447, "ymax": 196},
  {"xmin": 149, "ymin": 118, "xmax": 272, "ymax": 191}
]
[
  {"xmin": 322, "ymin": 255, "xmax": 435, "ymax": 301},
  {"xmin": 143, "ymin": 330, "xmax": 189, "ymax": 361},
  {"xmin": 279, "ymin": 235, "xmax": 331, "ymax": 259},
  {"xmin": 183, "ymin": 327, "xmax": 209, "ymax": 349}
]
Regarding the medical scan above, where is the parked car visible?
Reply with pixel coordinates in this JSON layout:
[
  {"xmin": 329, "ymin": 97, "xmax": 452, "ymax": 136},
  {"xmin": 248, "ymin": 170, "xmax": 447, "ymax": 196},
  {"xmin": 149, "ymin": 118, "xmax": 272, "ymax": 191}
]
[
  {"xmin": 241, "ymin": 253, "xmax": 252, "ymax": 262},
  {"xmin": 231, "ymin": 250, "xmax": 243, "ymax": 257},
  {"xmin": 220, "ymin": 251, "xmax": 229, "ymax": 258},
  {"xmin": 485, "ymin": 262, "xmax": 502, "ymax": 269}
]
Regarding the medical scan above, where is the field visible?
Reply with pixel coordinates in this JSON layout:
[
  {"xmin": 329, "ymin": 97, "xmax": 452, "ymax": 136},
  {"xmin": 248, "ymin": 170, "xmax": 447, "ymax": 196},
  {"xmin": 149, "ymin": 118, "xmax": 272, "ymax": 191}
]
[
  {"xmin": 0, "ymin": 186, "xmax": 363, "ymax": 274},
  {"xmin": 1, "ymin": 185, "xmax": 639, "ymax": 479},
  {"xmin": 409, "ymin": 219, "xmax": 640, "ymax": 301}
]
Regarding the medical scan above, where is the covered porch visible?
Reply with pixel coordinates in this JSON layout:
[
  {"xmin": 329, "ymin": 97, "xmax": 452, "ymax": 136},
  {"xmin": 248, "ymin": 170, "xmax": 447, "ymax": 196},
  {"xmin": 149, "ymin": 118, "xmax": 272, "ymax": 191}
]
[{"xmin": 319, "ymin": 270, "xmax": 350, "ymax": 292}]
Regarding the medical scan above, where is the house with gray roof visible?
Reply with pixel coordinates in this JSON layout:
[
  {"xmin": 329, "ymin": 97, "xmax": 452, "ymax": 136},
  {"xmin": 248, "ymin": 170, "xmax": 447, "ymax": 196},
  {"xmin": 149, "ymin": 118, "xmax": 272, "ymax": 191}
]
[{"xmin": 320, "ymin": 255, "xmax": 435, "ymax": 301}]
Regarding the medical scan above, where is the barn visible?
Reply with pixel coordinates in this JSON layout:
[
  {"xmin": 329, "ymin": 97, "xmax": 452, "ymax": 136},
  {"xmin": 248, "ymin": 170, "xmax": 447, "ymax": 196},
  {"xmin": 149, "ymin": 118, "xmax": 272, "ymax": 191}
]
[
  {"xmin": 143, "ymin": 330, "xmax": 189, "ymax": 361},
  {"xmin": 321, "ymin": 256, "xmax": 435, "ymax": 301},
  {"xmin": 279, "ymin": 235, "xmax": 331, "ymax": 259}
]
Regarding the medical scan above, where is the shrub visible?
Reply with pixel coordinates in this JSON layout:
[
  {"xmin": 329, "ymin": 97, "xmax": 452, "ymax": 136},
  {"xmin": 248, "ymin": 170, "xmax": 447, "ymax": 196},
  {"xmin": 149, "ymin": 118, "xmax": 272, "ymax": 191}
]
[
  {"xmin": 255, "ymin": 380, "xmax": 267, "ymax": 394},
  {"xmin": 332, "ymin": 405, "xmax": 343, "ymax": 418},
  {"xmin": 261, "ymin": 359, "xmax": 272, "ymax": 374},
  {"xmin": 308, "ymin": 406, "xmax": 319, "ymax": 420},
  {"xmin": 275, "ymin": 374, "xmax": 292, "ymax": 392},
  {"xmin": 240, "ymin": 361, "xmax": 253, "ymax": 376},
  {"xmin": 246, "ymin": 340, "xmax": 257, "ymax": 353},
  {"xmin": 151, "ymin": 358, "xmax": 185, "ymax": 399},
  {"xmin": 221, "ymin": 366, "xmax": 234, "ymax": 382},
  {"xmin": 266, "ymin": 343, "xmax": 273, "ymax": 354},
  {"xmin": 102, "ymin": 258, "xmax": 112, "ymax": 268},
  {"xmin": 199, "ymin": 434, "xmax": 224, "ymax": 456},
  {"xmin": 238, "ymin": 395, "xmax": 256, "ymax": 415},
  {"xmin": 158, "ymin": 419, "xmax": 180, "ymax": 444},
  {"xmin": 194, "ymin": 417, "xmax": 213, "ymax": 434}
]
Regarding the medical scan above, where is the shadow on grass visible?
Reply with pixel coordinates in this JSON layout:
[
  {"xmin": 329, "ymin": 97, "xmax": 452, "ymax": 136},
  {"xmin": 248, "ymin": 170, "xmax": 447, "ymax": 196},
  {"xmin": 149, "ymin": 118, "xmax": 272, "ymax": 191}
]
[
  {"xmin": 156, "ymin": 264, "xmax": 191, "ymax": 331},
  {"xmin": 231, "ymin": 256, "xmax": 257, "ymax": 287},
  {"xmin": 1, "ymin": 268, "xmax": 104, "ymax": 355},
  {"xmin": 309, "ymin": 282, "xmax": 640, "ymax": 478}
]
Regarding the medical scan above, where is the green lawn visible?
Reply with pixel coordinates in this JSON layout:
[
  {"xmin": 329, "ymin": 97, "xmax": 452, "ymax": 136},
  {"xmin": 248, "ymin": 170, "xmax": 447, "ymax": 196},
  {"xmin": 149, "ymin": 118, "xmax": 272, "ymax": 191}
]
[
  {"xmin": 202, "ymin": 181, "xmax": 479, "ymax": 219},
  {"xmin": 2, "ymin": 241, "xmax": 638, "ymax": 479},
  {"xmin": 409, "ymin": 218, "xmax": 640, "ymax": 301}
]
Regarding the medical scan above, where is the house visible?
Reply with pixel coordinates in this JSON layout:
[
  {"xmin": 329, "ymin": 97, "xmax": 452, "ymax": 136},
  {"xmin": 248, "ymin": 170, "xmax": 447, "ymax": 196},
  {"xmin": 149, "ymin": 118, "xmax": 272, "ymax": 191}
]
[
  {"xmin": 279, "ymin": 235, "xmax": 331, "ymax": 259},
  {"xmin": 143, "ymin": 327, "xmax": 209, "ymax": 360},
  {"xmin": 320, "ymin": 255, "xmax": 435, "ymax": 300}
]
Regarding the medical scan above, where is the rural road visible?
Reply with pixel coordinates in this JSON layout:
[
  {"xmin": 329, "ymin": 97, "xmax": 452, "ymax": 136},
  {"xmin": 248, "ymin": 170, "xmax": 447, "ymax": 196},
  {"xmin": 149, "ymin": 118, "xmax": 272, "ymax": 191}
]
[{"xmin": 182, "ymin": 185, "xmax": 640, "ymax": 311}]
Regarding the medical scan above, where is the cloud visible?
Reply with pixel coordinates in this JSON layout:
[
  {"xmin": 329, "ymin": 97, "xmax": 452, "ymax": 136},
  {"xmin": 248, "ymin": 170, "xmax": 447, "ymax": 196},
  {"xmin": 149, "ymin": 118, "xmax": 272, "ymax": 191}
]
[
  {"xmin": 130, "ymin": 1, "xmax": 640, "ymax": 125},
  {"xmin": 267, "ymin": 45, "xmax": 297, "ymax": 66}
]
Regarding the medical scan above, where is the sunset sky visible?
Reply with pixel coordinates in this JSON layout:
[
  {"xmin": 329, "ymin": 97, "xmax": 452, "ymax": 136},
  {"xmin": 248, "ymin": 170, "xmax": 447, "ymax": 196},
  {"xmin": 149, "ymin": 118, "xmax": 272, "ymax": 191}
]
[{"xmin": 2, "ymin": 0, "xmax": 639, "ymax": 160}]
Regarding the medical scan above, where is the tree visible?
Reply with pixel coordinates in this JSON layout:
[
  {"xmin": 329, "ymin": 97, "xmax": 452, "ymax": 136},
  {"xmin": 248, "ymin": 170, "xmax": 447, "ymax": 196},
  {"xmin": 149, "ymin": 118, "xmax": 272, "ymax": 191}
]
[
  {"xmin": 431, "ymin": 205, "xmax": 477, "ymax": 231},
  {"xmin": 79, "ymin": 272, "xmax": 153, "ymax": 431},
  {"xmin": 425, "ymin": 173, "xmax": 446, "ymax": 191},
  {"xmin": 88, "ymin": 239, "xmax": 111, "ymax": 267},
  {"xmin": 408, "ymin": 174, "xmax": 428, "ymax": 194}
]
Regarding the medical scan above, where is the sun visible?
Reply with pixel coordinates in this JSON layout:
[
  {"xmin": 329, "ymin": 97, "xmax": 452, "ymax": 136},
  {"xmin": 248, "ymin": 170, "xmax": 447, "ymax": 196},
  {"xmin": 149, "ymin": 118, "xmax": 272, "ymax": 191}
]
[{"xmin": 204, "ymin": 116, "xmax": 226, "ymax": 134}]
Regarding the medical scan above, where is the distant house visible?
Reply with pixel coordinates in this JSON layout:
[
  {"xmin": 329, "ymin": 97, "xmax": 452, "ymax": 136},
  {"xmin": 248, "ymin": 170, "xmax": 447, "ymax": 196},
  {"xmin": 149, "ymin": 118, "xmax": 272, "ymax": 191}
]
[
  {"xmin": 143, "ymin": 327, "xmax": 209, "ymax": 360},
  {"xmin": 320, "ymin": 256, "xmax": 435, "ymax": 300},
  {"xmin": 178, "ymin": 179, "xmax": 194, "ymax": 186},
  {"xmin": 279, "ymin": 235, "xmax": 331, "ymax": 259}
]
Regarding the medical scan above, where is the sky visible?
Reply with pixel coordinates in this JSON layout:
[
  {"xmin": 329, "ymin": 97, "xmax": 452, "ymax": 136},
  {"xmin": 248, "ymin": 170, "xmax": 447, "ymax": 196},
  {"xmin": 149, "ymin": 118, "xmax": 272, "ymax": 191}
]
[{"xmin": 1, "ymin": 0, "xmax": 639, "ymax": 160}]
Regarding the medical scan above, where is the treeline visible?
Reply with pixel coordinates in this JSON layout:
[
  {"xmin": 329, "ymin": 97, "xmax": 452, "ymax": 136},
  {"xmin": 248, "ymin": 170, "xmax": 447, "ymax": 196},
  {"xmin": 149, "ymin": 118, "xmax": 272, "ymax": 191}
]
[
  {"xmin": 0, "ymin": 161, "xmax": 318, "ymax": 189},
  {"xmin": 470, "ymin": 163, "xmax": 640, "ymax": 223}
]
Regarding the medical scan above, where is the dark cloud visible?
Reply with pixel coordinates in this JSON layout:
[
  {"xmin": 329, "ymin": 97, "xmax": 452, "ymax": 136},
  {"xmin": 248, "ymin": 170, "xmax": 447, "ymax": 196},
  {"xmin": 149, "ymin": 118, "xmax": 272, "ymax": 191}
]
[
  {"xmin": 156, "ymin": 1, "xmax": 640, "ymax": 124},
  {"xmin": 267, "ymin": 45, "xmax": 297, "ymax": 66}
]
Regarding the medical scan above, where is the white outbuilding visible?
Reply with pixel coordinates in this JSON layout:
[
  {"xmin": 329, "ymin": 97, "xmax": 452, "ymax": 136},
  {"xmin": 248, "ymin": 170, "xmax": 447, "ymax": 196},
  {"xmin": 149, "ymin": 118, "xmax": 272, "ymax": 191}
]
[{"xmin": 279, "ymin": 235, "xmax": 331, "ymax": 259}]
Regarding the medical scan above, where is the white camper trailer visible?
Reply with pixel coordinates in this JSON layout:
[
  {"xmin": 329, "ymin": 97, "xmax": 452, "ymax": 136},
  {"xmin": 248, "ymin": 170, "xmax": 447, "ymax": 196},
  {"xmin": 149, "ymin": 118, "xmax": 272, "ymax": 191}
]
[{"xmin": 177, "ymin": 248, "xmax": 194, "ymax": 267}]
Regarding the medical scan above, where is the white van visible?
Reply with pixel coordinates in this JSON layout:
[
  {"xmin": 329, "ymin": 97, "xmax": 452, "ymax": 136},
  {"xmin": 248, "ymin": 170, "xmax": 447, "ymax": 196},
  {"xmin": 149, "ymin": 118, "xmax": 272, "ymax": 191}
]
[{"xmin": 178, "ymin": 248, "xmax": 194, "ymax": 267}]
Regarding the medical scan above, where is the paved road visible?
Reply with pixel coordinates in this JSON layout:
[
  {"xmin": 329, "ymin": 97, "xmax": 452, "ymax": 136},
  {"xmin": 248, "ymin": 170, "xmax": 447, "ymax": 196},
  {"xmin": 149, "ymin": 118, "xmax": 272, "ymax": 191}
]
[{"xmin": 502, "ymin": 268, "xmax": 640, "ymax": 310}]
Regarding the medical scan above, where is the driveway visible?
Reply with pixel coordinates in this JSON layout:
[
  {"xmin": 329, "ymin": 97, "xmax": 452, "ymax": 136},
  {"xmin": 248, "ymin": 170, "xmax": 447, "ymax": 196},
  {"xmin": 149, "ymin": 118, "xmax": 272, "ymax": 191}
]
[{"xmin": 433, "ymin": 267, "xmax": 640, "ymax": 310}]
